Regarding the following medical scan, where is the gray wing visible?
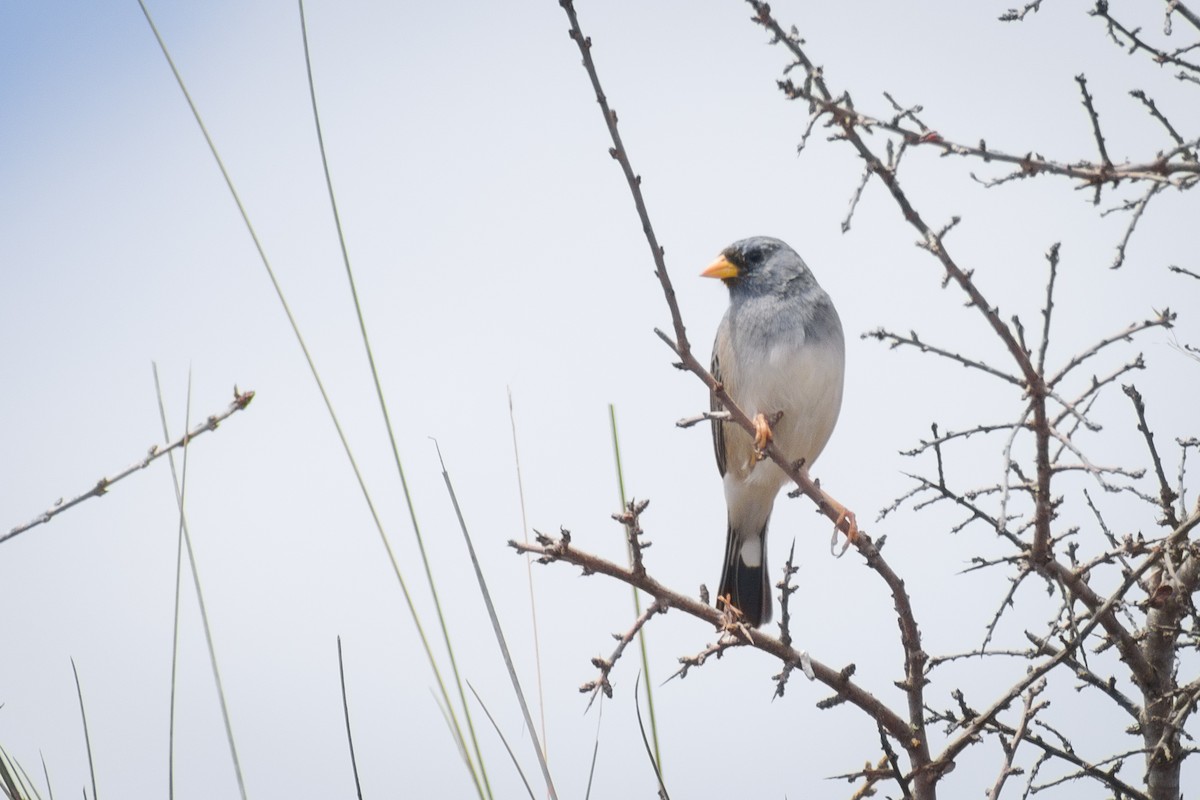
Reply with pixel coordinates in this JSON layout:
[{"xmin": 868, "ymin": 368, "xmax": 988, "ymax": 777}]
[{"xmin": 711, "ymin": 323, "xmax": 730, "ymax": 478}]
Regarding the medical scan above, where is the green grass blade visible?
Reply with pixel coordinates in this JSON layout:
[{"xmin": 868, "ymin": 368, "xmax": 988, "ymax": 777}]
[
  {"xmin": 335, "ymin": 638, "xmax": 363, "ymax": 800},
  {"xmin": 152, "ymin": 366, "xmax": 248, "ymax": 800},
  {"xmin": 432, "ymin": 443, "xmax": 558, "ymax": 800},
  {"xmin": 295, "ymin": 3, "xmax": 491, "ymax": 795},
  {"xmin": 633, "ymin": 673, "xmax": 670, "ymax": 799},
  {"xmin": 430, "ymin": 690, "xmax": 471, "ymax": 767},
  {"xmin": 465, "ymin": 682, "xmax": 535, "ymax": 800},
  {"xmin": 0, "ymin": 743, "xmax": 22, "ymax": 800},
  {"xmin": 40, "ymin": 752, "xmax": 53, "ymax": 800},
  {"xmin": 69, "ymin": 660, "xmax": 96, "ymax": 800},
  {"xmin": 0, "ymin": 741, "xmax": 41, "ymax": 800},
  {"xmin": 582, "ymin": 695, "xmax": 604, "ymax": 800},
  {"xmin": 156, "ymin": 364, "xmax": 187, "ymax": 800},
  {"xmin": 608, "ymin": 405, "xmax": 662, "ymax": 771},
  {"xmin": 134, "ymin": 5, "xmax": 476, "ymax": 795},
  {"xmin": 506, "ymin": 390, "xmax": 547, "ymax": 758},
  {"xmin": 7, "ymin": 748, "xmax": 43, "ymax": 800}
]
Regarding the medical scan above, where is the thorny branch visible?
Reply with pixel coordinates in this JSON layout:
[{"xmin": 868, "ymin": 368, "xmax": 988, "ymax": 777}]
[
  {"xmin": 747, "ymin": 1, "xmax": 1197, "ymax": 796},
  {"xmin": 511, "ymin": 527, "xmax": 916, "ymax": 746},
  {"xmin": 547, "ymin": 1, "xmax": 1197, "ymax": 797},
  {"xmin": 557, "ymin": 6, "xmax": 934, "ymax": 790},
  {"xmin": 580, "ymin": 598, "xmax": 665, "ymax": 707}
]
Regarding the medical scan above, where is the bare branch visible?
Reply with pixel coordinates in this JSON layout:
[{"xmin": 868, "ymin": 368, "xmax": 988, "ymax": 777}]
[
  {"xmin": 511, "ymin": 531, "xmax": 919, "ymax": 745},
  {"xmin": 861, "ymin": 328, "xmax": 1024, "ymax": 386},
  {"xmin": 1026, "ymin": 632, "xmax": 1142, "ymax": 720},
  {"xmin": 1037, "ymin": 243, "xmax": 1061, "ymax": 374},
  {"xmin": 675, "ymin": 410, "xmax": 730, "ymax": 429},
  {"xmin": 1130, "ymin": 89, "xmax": 1197, "ymax": 161},
  {"xmin": 1075, "ymin": 74, "xmax": 1113, "ymax": 180},
  {"xmin": 999, "ymin": 1, "xmax": 1045, "ymax": 22},
  {"xmin": 985, "ymin": 680, "xmax": 1048, "ymax": 800},
  {"xmin": 932, "ymin": 508, "xmax": 1200, "ymax": 772},
  {"xmin": 1092, "ymin": 0, "xmax": 1200, "ymax": 75},
  {"xmin": 1123, "ymin": 384, "xmax": 1182, "ymax": 527},
  {"xmin": 3, "ymin": 386, "xmax": 255, "ymax": 546},
  {"xmin": 1169, "ymin": 264, "xmax": 1200, "ymax": 281},
  {"xmin": 1110, "ymin": 183, "xmax": 1166, "ymax": 269},
  {"xmin": 580, "ymin": 599, "xmax": 665, "ymax": 707},
  {"xmin": 1047, "ymin": 310, "xmax": 1176, "ymax": 389}
]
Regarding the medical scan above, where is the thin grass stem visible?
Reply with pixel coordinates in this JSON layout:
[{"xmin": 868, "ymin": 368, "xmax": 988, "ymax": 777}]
[
  {"xmin": 432, "ymin": 443, "xmax": 558, "ymax": 799},
  {"xmin": 152, "ymin": 366, "xmax": 247, "ymax": 799},
  {"xmin": 295, "ymin": 3, "xmax": 491, "ymax": 794},
  {"xmin": 69, "ymin": 660, "xmax": 96, "ymax": 800},
  {"xmin": 465, "ymin": 682, "xmax": 536, "ymax": 800},
  {"xmin": 133, "ymin": 4, "xmax": 471, "ymax": 793},
  {"xmin": 335, "ymin": 637, "xmax": 363, "ymax": 800},
  {"xmin": 507, "ymin": 390, "xmax": 547, "ymax": 759}
]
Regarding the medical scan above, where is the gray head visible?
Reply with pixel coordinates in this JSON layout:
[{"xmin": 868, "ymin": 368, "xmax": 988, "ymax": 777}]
[{"xmin": 700, "ymin": 236, "xmax": 817, "ymax": 299}]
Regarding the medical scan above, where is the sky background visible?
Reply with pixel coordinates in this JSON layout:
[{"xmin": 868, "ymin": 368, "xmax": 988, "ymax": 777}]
[{"xmin": 1, "ymin": 1, "xmax": 1196, "ymax": 797}]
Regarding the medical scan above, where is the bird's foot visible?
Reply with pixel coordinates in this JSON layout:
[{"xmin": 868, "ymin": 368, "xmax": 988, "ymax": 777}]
[
  {"xmin": 827, "ymin": 501, "xmax": 859, "ymax": 557},
  {"xmin": 752, "ymin": 412, "xmax": 773, "ymax": 460},
  {"xmin": 717, "ymin": 594, "xmax": 754, "ymax": 640},
  {"xmin": 834, "ymin": 505, "xmax": 859, "ymax": 543},
  {"xmin": 799, "ymin": 466, "xmax": 859, "ymax": 553}
]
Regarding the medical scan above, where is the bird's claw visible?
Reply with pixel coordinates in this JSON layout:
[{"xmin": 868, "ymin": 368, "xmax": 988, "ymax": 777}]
[
  {"xmin": 752, "ymin": 412, "xmax": 773, "ymax": 460},
  {"xmin": 828, "ymin": 503, "xmax": 860, "ymax": 557},
  {"xmin": 836, "ymin": 507, "xmax": 859, "ymax": 543},
  {"xmin": 717, "ymin": 594, "xmax": 754, "ymax": 640}
]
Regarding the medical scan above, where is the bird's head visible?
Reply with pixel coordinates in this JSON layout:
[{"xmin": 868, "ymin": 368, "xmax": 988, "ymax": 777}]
[{"xmin": 700, "ymin": 236, "xmax": 811, "ymax": 297}]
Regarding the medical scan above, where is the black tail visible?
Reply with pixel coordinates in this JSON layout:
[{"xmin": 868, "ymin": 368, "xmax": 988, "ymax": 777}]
[{"xmin": 717, "ymin": 519, "xmax": 772, "ymax": 627}]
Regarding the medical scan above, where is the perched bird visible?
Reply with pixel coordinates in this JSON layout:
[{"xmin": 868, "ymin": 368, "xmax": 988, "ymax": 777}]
[{"xmin": 702, "ymin": 236, "xmax": 846, "ymax": 628}]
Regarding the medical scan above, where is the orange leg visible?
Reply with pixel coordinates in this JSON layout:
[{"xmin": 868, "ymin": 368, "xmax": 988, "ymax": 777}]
[
  {"xmin": 801, "ymin": 466, "xmax": 859, "ymax": 544},
  {"xmin": 833, "ymin": 503, "xmax": 859, "ymax": 543}
]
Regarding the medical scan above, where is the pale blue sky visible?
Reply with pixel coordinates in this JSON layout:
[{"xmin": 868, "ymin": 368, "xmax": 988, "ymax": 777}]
[{"xmin": 1, "ymin": 1, "xmax": 1196, "ymax": 797}]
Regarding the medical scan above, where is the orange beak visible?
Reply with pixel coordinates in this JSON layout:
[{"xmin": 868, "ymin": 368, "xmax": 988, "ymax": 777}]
[{"xmin": 701, "ymin": 254, "xmax": 739, "ymax": 280}]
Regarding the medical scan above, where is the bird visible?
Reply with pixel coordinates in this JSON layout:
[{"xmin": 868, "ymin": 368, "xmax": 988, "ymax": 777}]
[{"xmin": 702, "ymin": 236, "xmax": 847, "ymax": 628}]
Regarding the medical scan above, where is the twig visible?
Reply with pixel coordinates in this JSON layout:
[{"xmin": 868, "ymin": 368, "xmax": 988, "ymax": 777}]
[
  {"xmin": 843, "ymin": 163, "xmax": 872, "ymax": 232},
  {"xmin": 1092, "ymin": 1, "xmax": 1200, "ymax": 75},
  {"xmin": 999, "ymin": 1, "xmax": 1045, "ymax": 22},
  {"xmin": 981, "ymin": 566, "xmax": 1032, "ymax": 651},
  {"xmin": 1047, "ymin": 310, "xmax": 1176, "ymax": 389},
  {"xmin": 1169, "ymin": 0, "xmax": 1200, "ymax": 33},
  {"xmin": 773, "ymin": 542, "xmax": 807, "ymax": 697},
  {"xmin": 932, "ymin": 507, "xmax": 1200, "ymax": 773},
  {"xmin": 900, "ymin": 422, "xmax": 1022, "ymax": 456},
  {"xmin": 671, "ymin": 634, "xmax": 744, "ymax": 682},
  {"xmin": 985, "ymin": 680, "xmax": 1047, "ymax": 800},
  {"xmin": 612, "ymin": 499, "xmax": 652, "ymax": 578},
  {"xmin": 1075, "ymin": 74, "xmax": 1112, "ymax": 179},
  {"xmin": 1037, "ymin": 243, "xmax": 1060, "ymax": 375},
  {"xmin": 512, "ymin": 532, "xmax": 918, "ymax": 746},
  {"xmin": 1110, "ymin": 183, "xmax": 1165, "ymax": 268},
  {"xmin": 2, "ymin": 387, "xmax": 254, "ymax": 547},
  {"xmin": 581, "ymin": 600, "xmax": 665, "ymax": 707},
  {"xmin": 1130, "ymin": 89, "xmax": 1196, "ymax": 161},
  {"xmin": 862, "ymin": 329, "xmax": 1023, "ymax": 386},
  {"xmin": 1026, "ymin": 632, "xmax": 1141, "ymax": 720},
  {"xmin": 1123, "ymin": 384, "xmax": 1181, "ymax": 527},
  {"xmin": 675, "ymin": 410, "xmax": 730, "ymax": 429}
]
